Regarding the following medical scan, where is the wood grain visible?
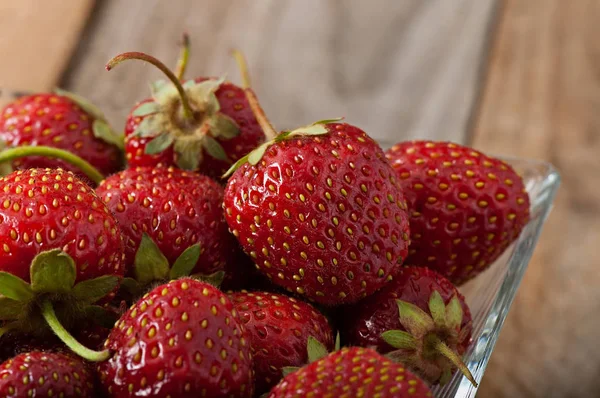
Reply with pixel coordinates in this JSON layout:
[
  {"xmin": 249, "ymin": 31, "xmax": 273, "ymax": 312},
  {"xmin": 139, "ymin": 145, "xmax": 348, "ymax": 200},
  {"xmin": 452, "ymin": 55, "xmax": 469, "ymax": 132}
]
[
  {"xmin": 0, "ymin": 0, "xmax": 94, "ymax": 107},
  {"xmin": 62, "ymin": 0, "xmax": 498, "ymax": 145},
  {"xmin": 472, "ymin": 0, "xmax": 600, "ymax": 396}
]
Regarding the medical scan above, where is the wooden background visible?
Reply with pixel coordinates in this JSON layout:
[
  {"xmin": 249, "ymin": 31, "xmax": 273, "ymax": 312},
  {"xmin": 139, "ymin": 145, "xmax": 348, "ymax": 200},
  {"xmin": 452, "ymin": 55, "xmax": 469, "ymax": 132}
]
[{"xmin": 1, "ymin": 0, "xmax": 598, "ymax": 396}]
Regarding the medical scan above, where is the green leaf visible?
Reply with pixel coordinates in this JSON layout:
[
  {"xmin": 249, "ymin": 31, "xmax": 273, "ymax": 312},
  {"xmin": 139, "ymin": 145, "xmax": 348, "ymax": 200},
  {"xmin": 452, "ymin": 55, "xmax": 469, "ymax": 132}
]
[
  {"xmin": 334, "ymin": 332, "xmax": 341, "ymax": 351},
  {"xmin": 248, "ymin": 142, "xmax": 270, "ymax": 165},
  {"xmin": 445, "ymin": 295, "xmax": 464, "ymax": 331},
  {"xmin": 187, "ymin": 77, "xmax": 225, "ymax": 108},
  {"xmin": 145, "ymin": 133, "xmax": 174, "ymax": 155},
  {"xmin": 428, "ymin": 291, "xmax": 447, "ymax": 327},
  {"xmin": 169, "ymin": 244, "xmax": 202, "ymax": 279},
  {"xmin": 30, "ymin": 250, "xmax": 76, "ymax": 294},
  {"xmin": 120, "ymin": 277, "xmax": 142, "ymax": 298},
  {"xmin": 282, "ymin": 366, "xmax": 299, "ymax": 376},
  {"xmin": 182, "ymin": 80, "xmax": 197, "ymax": 89},
  {"xmin": 82, "ymin": 305, "xmax": 119, "ymax": 329},
  {"xmin": 132, "ymin": 102, "xmax": 160, "ymax": 117},
  {"xmin": 72, "ymin": 275, "xmax": 120, "ymax": 304},
  {"xmin": 150, "ymin": 79, "xmax": 169, "ymax": 95},
  {"xmin": 134, "ymin": 234, "xmax": 170, "ymax": 285},
  {"xmin": 209, "ymin": 113, "xmax": 240, "ymax": 139},
  {"xmin": 311, "ymin": 117, "xmax": 344, "ymax": 125},
  {"xmin": 396, "ymin": 299, "xmax": 435, "ymax": 337},
  {"xmin": 202, "ymin": 136, "xmax": 229, "ymax": 162},
  {"xmin": 381, "ymin": 330, "xmax": 417, "ymax": 350},
  {"xmin": 0, "ymin": 272, "xmax": 34, "ymax": 301},
  {"xmin": 54, "ymin": 88, "xmax": 106, "ymax": 121},
  {"xmin": 174, "ymin": 138, "xmax": 203, "ymax": 170},
  {"xmin": 288, "ymin": 123, "xmax": 329, "ymax": 137},
  {"xmin": 152, "ymin": 82, "xmax": 179, "ymax": 105},
  {"xmin": 190, "ymin": 271, "xmax": 225, "ymax": 288},
  {"xmin": 0, "ymin": 296, "xmax": 25, "ymax": 320},
  {"xmin": 132, "ymin": 115, "xmax": 161, "ymax": 138},
  {"xmin": 92, "ymin": 120, "xmax": 124, "ymax": 150},
  {"xmin": 307, "ymin": 336, "xmax": 329, "ymax": 363},
  {"xmin": 222, "ymin": 154, "xmax": 250, "ymax": 178}
]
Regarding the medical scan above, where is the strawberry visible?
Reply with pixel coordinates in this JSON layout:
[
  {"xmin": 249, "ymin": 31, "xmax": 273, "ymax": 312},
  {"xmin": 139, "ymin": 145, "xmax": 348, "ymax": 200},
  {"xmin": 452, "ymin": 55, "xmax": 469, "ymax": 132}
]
[
  {"xmin": 223, "ymin": 53, "xmax": 410, "ymax": 306},
  {"xmin": 0, "ymin": 351, "xmax": 95, "ymax": 397},
  {"xmin": 0, "ymin": 168, "xmax": 125, "ymax": 361},
  {"xmin": 98, "ymin": 278, "xmax": 254, "ymax": 397},
  {"xmin": 340, "ymin": 266, "xmax": 475, "ymax": 385},
  {"xmin": 0, "ymin": 91, "xmax": 124, "ymax": 180},
  {"xmin": 95, "ymin": 166, "xmax": 238, "ymax": 290},
  {"xmin": 229, "ymin": 290, "xmax": 334, "ymax": 393},
  {"xmin": 385, "ymin": 141, "xmax": 530, "ymax": 284},
  {"xmin": 124, "ymin": 105, "xmax": 175, "ymax": 168},
  {"xmin": 107, "ymin": 49, "xmax": 264, "ymax": 179},
  {"xmin": 268, "ymin": 346, "xmax": 433, "ymax": 397}
]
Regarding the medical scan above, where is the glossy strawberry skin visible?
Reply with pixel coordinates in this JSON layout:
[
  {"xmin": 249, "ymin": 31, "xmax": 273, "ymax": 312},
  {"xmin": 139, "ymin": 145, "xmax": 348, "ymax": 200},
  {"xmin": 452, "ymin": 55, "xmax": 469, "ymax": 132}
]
[
  {"xmin": 224, "ymin": 123, "xmax": 411, "ymax": 306},
  {"xmin": 341, "ymin": 266, "xmax": 472, "ymax": 354},
  {"xmin": 0, "ymin": 168, "xmax": 125, "ymax": 283},
  {"xmin": 385, "ymin": 141, "xmax": 531, "ymax": 284},
  {"xmin": 0, "ymin": 93, "xmax": 122, "ymax": 178},
  {"xmin": 125, "ymin": 79, "xmax": 263, "ymax": 178},
  {"xmin": 96, "ymin": 166, "xmax": 237, "ymax": 276},
  {"xmin": 229, "ymin": 290, "xmax": 334, "ymax": 394},
  {"xmin": 98, "ymin": 278, "xmax": 254, "ymax": 398},
  {"xmin": 0, "ymin": 351, "xmax": 95, "ymax": 397},
  {"xmin": 268, "ymin": 347, "xmax": 432, "ymax": 398}
]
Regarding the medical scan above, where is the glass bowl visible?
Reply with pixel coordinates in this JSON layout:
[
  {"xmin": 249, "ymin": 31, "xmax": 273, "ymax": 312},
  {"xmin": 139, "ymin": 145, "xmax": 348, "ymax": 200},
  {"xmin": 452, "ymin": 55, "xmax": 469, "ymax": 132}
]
[{"xmin": 378, "ymin": 142, "xmax": 560, "ymax": 397}]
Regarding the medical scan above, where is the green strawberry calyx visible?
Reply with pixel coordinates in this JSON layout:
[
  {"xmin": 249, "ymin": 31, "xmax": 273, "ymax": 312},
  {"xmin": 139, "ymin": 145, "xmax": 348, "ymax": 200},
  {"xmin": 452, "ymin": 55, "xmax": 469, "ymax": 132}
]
[
  {"xmin": 0, "ymin": 249, "xmax": 118, "ymax": 361},
  {"xmin": 281, "ymin": 332, "xmax": 340, "ymax": 377},
  {"xmin": 106, "ymin": 51, "xmax": 240, "ymax": 171},
  {"xmin": 222, "ymin": 117, "xmax": 343, "ymax": 178},
  {"xmin": 382, "ymin": 291, "xmax": 477, "ymax": 387},
  {"xmin": 53, "ymin": 88, "xmax": 124, "ymax": 150},
  {"xmin": 122, "ymin": 233, "xmax": 224, "ymax": 298}
]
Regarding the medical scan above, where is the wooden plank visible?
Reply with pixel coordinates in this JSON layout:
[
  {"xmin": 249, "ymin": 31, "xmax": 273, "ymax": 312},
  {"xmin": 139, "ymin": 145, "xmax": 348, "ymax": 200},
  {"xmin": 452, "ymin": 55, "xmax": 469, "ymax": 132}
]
[
  {"xmin": 62, "ymin": 0, "xmax": 498, "ymax": 146},
  {"xmin": 472, "ymin": 0, "xmax": 600, "ymax": 396},
  {"xmin": 0, "ymin": 0, "xmax": 94, "ymax": 107}
]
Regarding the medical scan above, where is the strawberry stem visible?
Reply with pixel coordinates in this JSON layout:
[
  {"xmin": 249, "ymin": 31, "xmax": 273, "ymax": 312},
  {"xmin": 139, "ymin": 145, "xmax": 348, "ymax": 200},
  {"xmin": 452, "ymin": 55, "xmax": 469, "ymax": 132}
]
[
  {"xmin": 40, "ymin": 300, "xmax": 110, "ymax": 362},
  {"xmin": 0, "ymin": 146, "xmax": 104, "ymax": 184},
  {"xmin": 231, "ymin": 50, "xmax": 278, "ymax": 140},
  {"xmin": 106, "ymin": 51, "xmax": 194, "ymax": 121},
  {"xmin": 174, "ymin": 33, "xmax": 191, "ymax": 81},
  {"xmin": 430, "ymin": 335, "xmax": 477, "ymax": 387}
]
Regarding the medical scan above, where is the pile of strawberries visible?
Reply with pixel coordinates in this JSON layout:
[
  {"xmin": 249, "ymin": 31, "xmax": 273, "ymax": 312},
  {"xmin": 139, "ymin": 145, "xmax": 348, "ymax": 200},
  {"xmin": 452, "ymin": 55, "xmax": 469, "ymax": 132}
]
[{"xmin": 0, "ymin": 37, "xmax": 530, "ymax": 398}]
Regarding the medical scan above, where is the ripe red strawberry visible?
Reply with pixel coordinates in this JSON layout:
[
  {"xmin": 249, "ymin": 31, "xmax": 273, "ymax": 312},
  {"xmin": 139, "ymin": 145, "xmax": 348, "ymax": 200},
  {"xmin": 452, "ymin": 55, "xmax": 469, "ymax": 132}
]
[
  {"xmin": 229, "ymin": 290, "xmax": 334, "ymax": 393},
  {"xmin": 96, "ymin": 166, "xmax": 238, "ymax": 286},
  {"xmin": 0, "ymin": 91, "xmax": 123, "ymax": 179},
  {"xmin": 268, "ymin": 346, "xmax": 432, "ymax": 397},
  {"xmin": 107, "ymin": 50, "xmax": 264, "ymax": 179},
  {"xmin": 224, "ymin": 119, "xmax": 410, "ymax": 306},
  {"xmin": 0, "ymin": 168, "xmax": 125, "ymax": 356},
  {"xmin": 0, "ymin": 168, "xmax": 124, "ymax": 283},
  {"xmin": 98, "ymin": 278, "xmax": 254, "ymax": 397},
  {"xmin": 385, "ymin": 141, "xmax": 530, "ymax": 284},
  {"xmin": 341, "ymin": 266, "xmax": 474, "ymax": 385},
  {"xmin": 0, "ymin": 351, "xmax": 95, "ymax": 397}
]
